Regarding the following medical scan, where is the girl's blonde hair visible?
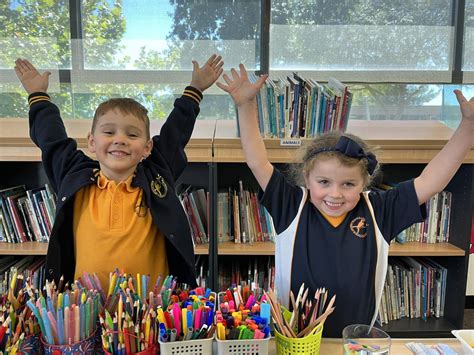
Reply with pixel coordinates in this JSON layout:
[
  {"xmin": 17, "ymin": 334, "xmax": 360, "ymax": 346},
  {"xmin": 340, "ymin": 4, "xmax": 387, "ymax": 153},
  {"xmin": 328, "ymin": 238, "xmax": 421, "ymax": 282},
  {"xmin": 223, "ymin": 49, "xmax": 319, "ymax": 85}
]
[{"xmin": 292, "ymin": 131, "xmax": 380, "ymax": 188}]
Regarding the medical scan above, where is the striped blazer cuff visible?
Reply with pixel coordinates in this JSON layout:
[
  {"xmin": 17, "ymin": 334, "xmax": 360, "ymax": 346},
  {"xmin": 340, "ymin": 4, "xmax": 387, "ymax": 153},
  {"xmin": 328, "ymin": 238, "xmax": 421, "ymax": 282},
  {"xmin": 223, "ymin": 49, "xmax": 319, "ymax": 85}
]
[
  {"xmin": 182, "ymin": 86, "xmax": 203, "ymax": 104},
  {"xmin": 28, "ymin": 92, "xmax": 51, "ymax": 107}
]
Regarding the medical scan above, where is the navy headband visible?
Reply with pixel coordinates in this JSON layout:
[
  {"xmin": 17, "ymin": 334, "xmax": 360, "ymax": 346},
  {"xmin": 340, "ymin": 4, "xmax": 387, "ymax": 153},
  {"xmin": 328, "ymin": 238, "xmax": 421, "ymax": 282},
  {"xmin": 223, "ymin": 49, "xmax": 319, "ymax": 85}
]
[{"xmin": 309, "ymin": 136, "xmax": 378, "ymax": 175}]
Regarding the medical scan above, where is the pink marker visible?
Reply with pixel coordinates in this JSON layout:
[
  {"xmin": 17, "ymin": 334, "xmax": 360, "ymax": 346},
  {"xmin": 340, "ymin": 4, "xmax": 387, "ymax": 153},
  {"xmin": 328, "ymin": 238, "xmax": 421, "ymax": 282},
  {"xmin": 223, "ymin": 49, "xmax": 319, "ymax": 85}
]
[
  {"xmin": 172, "ymin": 303, "xmax": 181, "ymax": 335},
  {"xmin": 245, "ymin": 294, "xmax": 255, "ymax": 310},
  {"xmin": 194, "ymin": 308, "xmax": 202, "ymax": 331},
  {"xmin": 254, "ymin": 329, "xmax": 264, "ymax": 339}
]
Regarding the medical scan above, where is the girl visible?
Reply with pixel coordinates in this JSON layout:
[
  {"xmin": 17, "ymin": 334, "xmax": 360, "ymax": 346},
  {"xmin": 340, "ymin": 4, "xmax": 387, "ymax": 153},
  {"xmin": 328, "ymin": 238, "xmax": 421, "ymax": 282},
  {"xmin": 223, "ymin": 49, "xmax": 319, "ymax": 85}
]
[{"xmin": 217, "ymin": 65, "xmax": 474, "ymax": 337}]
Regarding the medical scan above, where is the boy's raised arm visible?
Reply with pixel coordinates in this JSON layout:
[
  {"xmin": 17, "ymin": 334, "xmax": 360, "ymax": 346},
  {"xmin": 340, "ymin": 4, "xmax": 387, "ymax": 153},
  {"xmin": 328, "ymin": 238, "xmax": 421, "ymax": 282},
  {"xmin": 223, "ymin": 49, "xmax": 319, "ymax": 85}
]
[
  {"xmin": 149, "ymin": 54, "xmax": 223, "ymax": 180},
  {"xmin": 414, "ymin": 90, "xmax": 474, "ymax": 204},
  {"xmin": 189, "ymin": 54, "xmax": 224, "ymax": 92},
  {"xmin": 14, "ymin": 59, "xmax": 51, "ymax": 94},
  {"xmin": 217, "ymin": 64, "xmax": 273, "ymax": 191}
]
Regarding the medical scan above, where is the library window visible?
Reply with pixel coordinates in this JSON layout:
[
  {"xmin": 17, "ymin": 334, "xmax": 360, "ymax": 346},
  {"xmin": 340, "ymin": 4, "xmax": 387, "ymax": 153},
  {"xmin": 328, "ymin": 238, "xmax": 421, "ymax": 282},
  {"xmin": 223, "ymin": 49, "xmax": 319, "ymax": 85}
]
[
  {"xmin": 464, "ymin": 0, "xmax": 474, "ymax": 73},
  {"xmin": 0, "ymin": 0, "xmax": 473, "ymax": 123},
  {"xmin": 270, "ymin": 0, "xmax": 453, "ymax": 74}
]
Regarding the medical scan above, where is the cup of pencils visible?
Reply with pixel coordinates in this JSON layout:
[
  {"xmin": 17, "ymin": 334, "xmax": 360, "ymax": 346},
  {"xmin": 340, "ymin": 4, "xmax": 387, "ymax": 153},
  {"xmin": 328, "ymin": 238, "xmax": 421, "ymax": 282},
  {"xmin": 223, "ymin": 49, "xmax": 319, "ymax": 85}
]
[
  {"xmin": 266, "ymin": 284, "xmax": 336, "ymax": 355},
  {"xmin": 30, "ymin": 277, "xmax": 102, "ymax": 355},
  {"xmin": 0, "ymin": 271, "xmax": 43, "ymax": 354},
  {"xmin": 100, "ymin": 270, "xmax": 166, "ymax": 354},
  {"xmin": 342, "ymin": 324, "xmax": 391, "ymax": 354}
]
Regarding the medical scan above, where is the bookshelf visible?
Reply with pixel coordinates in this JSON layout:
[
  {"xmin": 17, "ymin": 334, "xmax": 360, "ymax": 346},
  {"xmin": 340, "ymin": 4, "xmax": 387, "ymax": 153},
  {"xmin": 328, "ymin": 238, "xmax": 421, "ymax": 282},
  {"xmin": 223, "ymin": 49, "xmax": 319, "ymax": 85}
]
[{"xmin": 0, "ymin": 118, "xmax": 473, "ymax": 338}]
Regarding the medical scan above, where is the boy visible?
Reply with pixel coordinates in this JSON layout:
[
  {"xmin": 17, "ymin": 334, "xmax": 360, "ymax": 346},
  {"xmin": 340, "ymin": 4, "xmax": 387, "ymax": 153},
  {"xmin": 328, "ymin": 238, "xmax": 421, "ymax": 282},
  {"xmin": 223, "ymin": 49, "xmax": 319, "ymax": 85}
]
[{"xmin": 15, "ymin": 55, "xmax": 223, "ymax": 289}]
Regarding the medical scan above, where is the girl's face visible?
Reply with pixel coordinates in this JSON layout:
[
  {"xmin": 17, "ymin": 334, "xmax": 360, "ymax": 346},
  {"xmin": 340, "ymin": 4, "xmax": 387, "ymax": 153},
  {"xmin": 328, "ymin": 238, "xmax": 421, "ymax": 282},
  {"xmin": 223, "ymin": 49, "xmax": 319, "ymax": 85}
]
[
  {"xmin": 88, "ymin": 109, "xmax": 152, "ymax": 182},
  {"xmin": 304, "ymin": 157, "xmax": 366, "ymax": 217}
]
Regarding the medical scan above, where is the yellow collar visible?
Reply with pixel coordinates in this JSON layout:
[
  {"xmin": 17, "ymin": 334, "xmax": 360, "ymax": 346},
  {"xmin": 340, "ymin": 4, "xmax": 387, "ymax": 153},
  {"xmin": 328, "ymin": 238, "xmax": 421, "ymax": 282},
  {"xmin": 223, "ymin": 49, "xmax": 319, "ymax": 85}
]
[
  {"xmin": 319, "ymin": 210, "xmax": 348, "ymax": 228},
  {"xmin": 97, "ymin": 171, "xmax": 138, "ymax": 192}
]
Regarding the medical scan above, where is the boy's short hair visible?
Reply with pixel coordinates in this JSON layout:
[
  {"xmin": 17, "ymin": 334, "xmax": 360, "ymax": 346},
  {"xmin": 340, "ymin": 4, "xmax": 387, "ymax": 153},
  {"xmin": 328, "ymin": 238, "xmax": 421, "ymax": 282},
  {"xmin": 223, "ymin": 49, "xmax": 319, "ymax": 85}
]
[{"xmin": 92, "ymin": 98, "xmax": 151, "ymax": 140}]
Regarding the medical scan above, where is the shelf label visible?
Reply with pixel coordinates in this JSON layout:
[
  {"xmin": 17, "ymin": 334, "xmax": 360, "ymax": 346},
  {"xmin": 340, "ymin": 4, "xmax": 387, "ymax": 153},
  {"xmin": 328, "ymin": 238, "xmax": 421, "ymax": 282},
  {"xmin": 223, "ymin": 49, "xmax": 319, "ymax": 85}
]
[{"xmin": 280, "ymin": 138, "xmax": 302, "ymax": 147}]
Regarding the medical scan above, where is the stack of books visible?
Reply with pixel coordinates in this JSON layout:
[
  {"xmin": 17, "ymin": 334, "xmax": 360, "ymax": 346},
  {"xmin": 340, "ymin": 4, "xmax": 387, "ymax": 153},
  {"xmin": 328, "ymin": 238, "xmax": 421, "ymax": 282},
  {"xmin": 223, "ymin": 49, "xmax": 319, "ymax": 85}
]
[
  {"xmin": 245, "ymin": 73, "xmax": 353, "ymax": 139},
  {"xmin": 0, "ymin": 184, "xmax": 56, "ymax": 243},
  {"xmin": 380, "ymin": 257, "xmax": 447, "ymax": 324},
  {"xmin": 217, "ymin": 181, "xmax": 276, "ymax": 244},
  {"xmin": 0, "ymin": 255, "xmax": 45, "ymax": 293},
  {"xmin": 179, "ymin": 187, "xmax": 209, "ymax": 245}
]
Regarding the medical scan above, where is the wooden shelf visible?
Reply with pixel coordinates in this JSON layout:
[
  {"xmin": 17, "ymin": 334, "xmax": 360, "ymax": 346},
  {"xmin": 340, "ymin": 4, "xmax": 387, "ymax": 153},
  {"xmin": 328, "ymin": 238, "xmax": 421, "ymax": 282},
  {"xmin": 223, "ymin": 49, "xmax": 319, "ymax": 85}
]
[
  {"xmin": 388, "ymin": 241, "xmax": 465, "ymax": 256},
  {"xmin": 194, "ymin": 244, "xmax": 209, "ymax": 255},
  {"xmin": 0, "ymin": 241, "xmax": 462, "ymax": 257},
  {"xmin": 2, "ymin": 119, "xmax": 473, "ymax": 163},
  {"xmin": 217, "ymin": 241, "xmax": 465, "ymax": 256},
  {"xmin": 0, "ymin": 241, "xmax": 48, "ymax": 255},
  {"xmin": 218, "ymin": 241, "xmax": 275, "ymax": 255},
  {"xmin": 0, "ymin": 241, "xmax": 210, "ymax": 256},
  {"xmin": 0, "ymin": 119, "xmax": 214, "ymax": 162},
  {"xmin": 213, "ymin": 120, "xmax": 474, "ymax": 163},
  {"xmin": 381, "ymin": 317, "xmax": 459, "ymax": 338}
]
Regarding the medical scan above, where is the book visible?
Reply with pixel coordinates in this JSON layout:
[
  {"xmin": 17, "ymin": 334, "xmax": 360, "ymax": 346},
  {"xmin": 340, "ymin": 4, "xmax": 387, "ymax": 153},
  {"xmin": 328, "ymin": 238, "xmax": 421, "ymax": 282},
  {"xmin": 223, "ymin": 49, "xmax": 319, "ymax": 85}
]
[
  {"xmin": 188, "ymin": 191, "xmax": 208, "ymax": 243},
  {"xmin": 7, "ymin": 193, "xmax": 28, "ymax": 243},
  {"xmin": 26, "ymin": 187, "xmax": 49, "ymax": 242},
  {"xmin": 0, "ymin": 210, "xmax": 7, "ymax": 242},
  {"xmin": 191, "ymin": 189, "xmax": 208, "ymax": 230},
  {"xmin": 20, "ymin": 196, "xmax": 42, "ymax": 242},
  {"xmin": 181, "ymin": 191, "xmax": 203, "ymax": 245},
  {"xmin": 233, "ymin": 190, "xmax": 241, "ymax": 244}
]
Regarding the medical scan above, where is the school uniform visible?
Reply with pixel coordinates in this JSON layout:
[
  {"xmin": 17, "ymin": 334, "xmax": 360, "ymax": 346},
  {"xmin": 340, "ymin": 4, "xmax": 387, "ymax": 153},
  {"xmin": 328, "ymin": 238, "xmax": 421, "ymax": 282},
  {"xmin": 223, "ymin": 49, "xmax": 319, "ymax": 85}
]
[
  {"xmin": 27, "ymin": 88, "xmax": 202, "ymax": 287},
  {"xmin": 260, "ymin": 168, "xmax": 426, "ymax": 337}
]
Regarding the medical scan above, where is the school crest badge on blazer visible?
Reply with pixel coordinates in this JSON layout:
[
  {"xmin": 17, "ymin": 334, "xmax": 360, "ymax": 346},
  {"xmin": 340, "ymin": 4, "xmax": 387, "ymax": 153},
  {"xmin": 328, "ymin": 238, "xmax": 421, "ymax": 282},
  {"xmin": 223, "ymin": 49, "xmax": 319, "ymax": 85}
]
[{"xmin": 151, "ymin": 174, "xmax": 167, "ymax": 198}]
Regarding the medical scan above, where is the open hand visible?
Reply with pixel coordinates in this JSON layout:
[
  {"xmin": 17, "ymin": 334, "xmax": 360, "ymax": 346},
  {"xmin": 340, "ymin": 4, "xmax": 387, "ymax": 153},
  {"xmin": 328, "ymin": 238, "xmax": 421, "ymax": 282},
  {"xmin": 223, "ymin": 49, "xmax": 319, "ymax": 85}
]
[
  {"xmin": 454, "ymin": 89, "xmax": 474, "ymax": 122},
  {"xmin": 216, "ymin": 64, "xmax": 267, "ymax": 107},
  {"xmin": 14, "ymin": 59, "xmax": 51, "ymax": 94},
  {"xmin": 190, "ymin": 54, "xmax": 224, "ymax": 92}
]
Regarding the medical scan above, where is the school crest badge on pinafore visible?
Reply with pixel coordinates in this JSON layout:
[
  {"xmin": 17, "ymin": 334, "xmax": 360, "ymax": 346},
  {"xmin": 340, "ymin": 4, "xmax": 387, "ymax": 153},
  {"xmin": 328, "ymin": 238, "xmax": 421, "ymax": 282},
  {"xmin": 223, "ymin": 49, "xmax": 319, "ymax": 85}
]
[{"xmin": 350, "ymin": 217, "xmax": 368, "ymax": 238}]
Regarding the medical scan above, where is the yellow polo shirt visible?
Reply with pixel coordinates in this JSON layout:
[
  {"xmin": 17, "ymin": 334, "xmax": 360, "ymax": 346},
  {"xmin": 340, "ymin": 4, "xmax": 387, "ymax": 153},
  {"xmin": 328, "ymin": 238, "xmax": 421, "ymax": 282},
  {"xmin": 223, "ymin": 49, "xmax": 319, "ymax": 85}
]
[{"xmin": 73, "ymin": 172, "xmax": 168, "ymax": 291}]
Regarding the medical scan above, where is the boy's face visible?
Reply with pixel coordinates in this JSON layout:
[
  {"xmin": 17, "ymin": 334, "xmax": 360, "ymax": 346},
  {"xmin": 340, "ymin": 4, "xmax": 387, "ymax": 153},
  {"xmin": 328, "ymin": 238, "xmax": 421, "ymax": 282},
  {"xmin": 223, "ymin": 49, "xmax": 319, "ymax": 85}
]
[
  {"xmin": 304, "ymin": 158, "xmax": 365, "ymax": 217},
  {"xmin": 88, "ymin": 108, "xmax": 152, "ymax": 182}
]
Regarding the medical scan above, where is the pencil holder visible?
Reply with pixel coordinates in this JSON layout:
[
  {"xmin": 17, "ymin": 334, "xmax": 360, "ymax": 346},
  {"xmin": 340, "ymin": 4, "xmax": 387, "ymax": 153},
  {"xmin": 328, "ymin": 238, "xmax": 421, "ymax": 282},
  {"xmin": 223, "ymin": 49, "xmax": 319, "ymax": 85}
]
[
  {"xmin": 17, "ymin": 334, "xmax": 42, "ymax": 355},
  {"xmin": 215, "ymin": 335, "xmax": 270, "ymax": 355},
  {"xmin": 275, "ymin": 322, "xmax": 323, "ymax": 355},
  {"xmin": 41, "ymin": 327, "xmax": 98, "ymax": 355},
  {"xmin": 158, "ymin": 337, "xmax": 213, "ymax": 355}
]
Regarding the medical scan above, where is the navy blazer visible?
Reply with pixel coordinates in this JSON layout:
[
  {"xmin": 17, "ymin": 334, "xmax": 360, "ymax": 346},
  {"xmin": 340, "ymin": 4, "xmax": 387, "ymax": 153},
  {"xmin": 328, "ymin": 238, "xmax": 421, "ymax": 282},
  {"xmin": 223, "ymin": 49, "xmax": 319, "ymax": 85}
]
[{"xmin": 28, "ymin": 90, "xmax": 201, "ymax": 287}]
